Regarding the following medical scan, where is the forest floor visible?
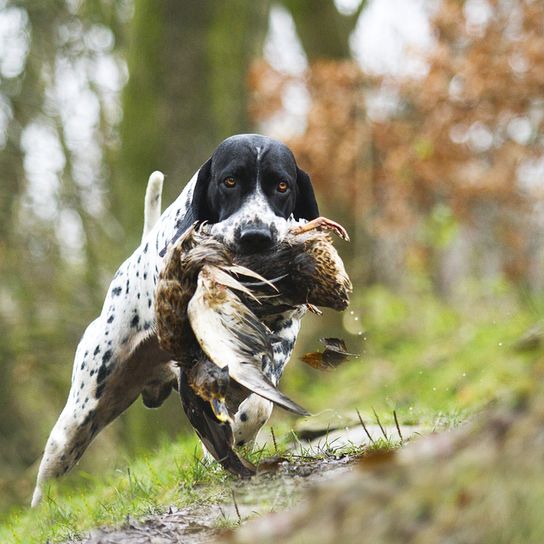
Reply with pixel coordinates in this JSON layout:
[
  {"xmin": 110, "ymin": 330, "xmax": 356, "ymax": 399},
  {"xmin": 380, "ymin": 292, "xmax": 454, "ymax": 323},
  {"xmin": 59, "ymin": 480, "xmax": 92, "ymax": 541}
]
[
  {"xmin": 65, "ymin": 384, "xmax": 544, "ymax": 544},
  {"xmin": 2, "ymin": 283, "xmax": 543, "ymax": 543},
  {"xmin": 69, "ymin": 422, "xmax": 421, "ymax": 544}
]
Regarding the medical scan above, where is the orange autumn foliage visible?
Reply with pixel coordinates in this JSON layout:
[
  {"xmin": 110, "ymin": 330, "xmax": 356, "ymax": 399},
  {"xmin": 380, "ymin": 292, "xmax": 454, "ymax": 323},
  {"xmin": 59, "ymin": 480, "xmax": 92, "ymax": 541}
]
[{"xmin": 249, "ymin": 0, "xmax": 544, "ymax": 286}]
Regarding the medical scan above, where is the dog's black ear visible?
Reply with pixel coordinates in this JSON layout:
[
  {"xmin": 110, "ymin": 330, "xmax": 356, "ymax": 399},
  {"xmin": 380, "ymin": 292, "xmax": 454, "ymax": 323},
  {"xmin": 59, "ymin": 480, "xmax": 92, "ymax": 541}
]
[
  {"xmin": 294, "ymin": 166, "xmax": 319, "ymax": 220},
  {"xmin": 191, "ymin": 157, "xmax": 214, "ymax": 221}
]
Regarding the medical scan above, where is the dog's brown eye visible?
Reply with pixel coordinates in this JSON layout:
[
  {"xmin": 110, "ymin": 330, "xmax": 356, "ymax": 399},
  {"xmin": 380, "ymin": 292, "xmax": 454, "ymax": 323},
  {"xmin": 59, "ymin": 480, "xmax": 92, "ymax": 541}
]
[
  {"xmin": 224, "ymin": 177, "xmax": 237, "ymax": 188},
  {"xmin": 277, "ymin": 181, "xmax": 288, "ymax": 193}
]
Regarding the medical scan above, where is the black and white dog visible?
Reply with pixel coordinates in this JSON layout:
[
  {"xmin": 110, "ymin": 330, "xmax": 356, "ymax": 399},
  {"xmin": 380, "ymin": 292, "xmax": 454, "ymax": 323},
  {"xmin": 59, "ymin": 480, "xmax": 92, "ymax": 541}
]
[{"xmin": 31, "ymin": 134, "xmax": 319, "ymax": 506}]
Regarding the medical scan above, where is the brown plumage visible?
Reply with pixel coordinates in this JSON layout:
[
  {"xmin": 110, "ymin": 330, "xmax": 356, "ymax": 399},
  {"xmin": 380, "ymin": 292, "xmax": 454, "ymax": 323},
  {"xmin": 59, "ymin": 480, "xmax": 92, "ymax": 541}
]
[
  {"xmin": 153, "ymin": 217, "xmax": 351, "ymax": 478},
  {"xmin": 155, "ymin": 224, "xmax": 307, "ymax": 415},
  {"xmin": 235, "ymin": 217, "xmax": 352, "ymax": 313}
]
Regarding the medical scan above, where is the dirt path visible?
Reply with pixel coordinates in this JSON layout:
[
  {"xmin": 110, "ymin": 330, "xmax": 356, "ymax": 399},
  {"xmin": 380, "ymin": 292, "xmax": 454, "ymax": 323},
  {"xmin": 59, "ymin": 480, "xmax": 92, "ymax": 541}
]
[
  {"xmin": 68, "ymin": 390, "xmax": 544, "ymax": 543},
  {"xmin": 69, "ymin": 423, "xmax": 423, "ymax": 544},
  {"xmin": 74, "ymin": 455, "xmax": 358, "ymax": 544}
]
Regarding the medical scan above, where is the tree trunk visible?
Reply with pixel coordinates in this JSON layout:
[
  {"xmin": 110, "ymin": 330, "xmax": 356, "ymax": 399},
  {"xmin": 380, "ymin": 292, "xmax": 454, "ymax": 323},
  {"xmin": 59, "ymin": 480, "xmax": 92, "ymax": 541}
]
[
  {"xmin": 115, "ymin": 0, "xmax": 271, "ymax": 450},
  {"xmin": 116, "ymin": 0, "xmax": 270, "ymax": 247}
]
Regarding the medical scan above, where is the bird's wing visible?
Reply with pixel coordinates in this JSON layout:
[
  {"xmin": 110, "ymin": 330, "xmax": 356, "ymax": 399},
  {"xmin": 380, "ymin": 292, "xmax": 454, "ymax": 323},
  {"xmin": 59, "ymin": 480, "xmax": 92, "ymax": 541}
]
[
  {"xmin": 178, "ymin": 368, "xmax": 255, "ymax": 478},
  {"xmin": 188, "ymin": 266, "xmax": 309, "ymax": 416}
]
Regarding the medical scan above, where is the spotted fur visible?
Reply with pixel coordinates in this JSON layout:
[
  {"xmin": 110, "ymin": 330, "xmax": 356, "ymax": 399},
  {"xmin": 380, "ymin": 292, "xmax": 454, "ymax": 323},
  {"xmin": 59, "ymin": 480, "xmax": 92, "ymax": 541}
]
[{"xmin": 32, "ymin": 135, "xmax": 318, "ymax": 506}]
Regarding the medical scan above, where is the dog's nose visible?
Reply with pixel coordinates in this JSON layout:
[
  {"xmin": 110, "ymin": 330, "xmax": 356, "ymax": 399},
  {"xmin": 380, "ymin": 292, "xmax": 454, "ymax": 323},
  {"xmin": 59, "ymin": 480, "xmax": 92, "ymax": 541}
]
[{"xmin": 239, "ymin": 227, "xmax": 274, "ymax": 252}]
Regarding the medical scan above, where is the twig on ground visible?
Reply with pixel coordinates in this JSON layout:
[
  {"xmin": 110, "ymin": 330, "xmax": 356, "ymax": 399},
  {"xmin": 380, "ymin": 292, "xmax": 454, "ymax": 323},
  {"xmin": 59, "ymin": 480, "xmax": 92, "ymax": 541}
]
[
  {"xmin": 271, "ymin": 426, "xmax": 278, "ymax": 455},
  {"xmin": 356, "ymin": 409, "xmax": 375, "ymax": 445},
  {"xmin": 393, "ymin": 410, "xmax": 404, "ymax": 444},
  {"xmin": 372, "ymin": 407, "xmax": 388, "ymax": 440},
  {"xmin": 232, "ymin": 489, "xmax": 241, "ymax": 524}
]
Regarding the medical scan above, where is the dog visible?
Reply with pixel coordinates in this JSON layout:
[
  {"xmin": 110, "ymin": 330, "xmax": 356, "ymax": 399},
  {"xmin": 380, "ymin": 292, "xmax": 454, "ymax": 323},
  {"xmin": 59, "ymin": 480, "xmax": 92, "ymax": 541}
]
[{"xmin": 31, "ymin": 134, "xmax": 319, "ymax": 507}]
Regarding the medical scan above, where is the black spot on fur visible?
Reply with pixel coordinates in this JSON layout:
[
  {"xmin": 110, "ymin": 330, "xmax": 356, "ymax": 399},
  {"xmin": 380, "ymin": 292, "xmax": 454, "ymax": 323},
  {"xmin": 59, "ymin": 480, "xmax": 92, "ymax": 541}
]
[
  {"xmin": 96, "ymin": 363, "xmax": 110, "ymax": 385},
  {"xmin": 240, "ymin": 412, "xmax": 248, "ymax": 422},
  {"xmin": 107, "ymin": 315, "xmax": 114, "ymax": 324},
  {"xmin": 125, "ymin": 279, "xmax": 130, "ymax": 295},
  {"xmin": 144, "ymin": 242, "xmax": 148, "ymax": 253},
  {"xmin": 102, "ymin": 349, "xmax": 112, "ymax": 364},
  {"xmin": 137, "ymin": 293, "xmax": 141, "ymax": 299},
  {"xmin": 144, "ymin": 321, "xmax": 151, "ymax": 331},
  {"xmin": 131, "ymin": 314, "xmax": 140, "ymax": 328},
  {"xmin": 112, "ymin": 286, "xmax": 122, "ymax": 296},
  {"xmin": 137, "ymin": 255, "xmax": 141, "ymax": 264},
  {"xmin": 95, "ymin": 382, "xmax": 106, "ymax": 398},
  {"xmin": 94, "ymin": 345, "xmax": 100, "ymax": 356},
  {"xmin": 143, "ymin": 272, "xmax": 147, "ymax": 279},
  {"xmin": 148, "ymin": 298, "xmax": 152, "ymax": 308}
]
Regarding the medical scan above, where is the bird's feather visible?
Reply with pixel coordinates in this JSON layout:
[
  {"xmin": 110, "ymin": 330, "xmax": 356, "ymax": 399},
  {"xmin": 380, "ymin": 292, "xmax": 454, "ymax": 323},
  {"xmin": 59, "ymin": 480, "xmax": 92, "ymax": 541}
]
[
  {"xmin": 188, "ymin": 266, "xmax": 309, "ymax": 416},
  {"xmin": 178, "ymin": 369, "xmax": 255, "ymax": 478}
]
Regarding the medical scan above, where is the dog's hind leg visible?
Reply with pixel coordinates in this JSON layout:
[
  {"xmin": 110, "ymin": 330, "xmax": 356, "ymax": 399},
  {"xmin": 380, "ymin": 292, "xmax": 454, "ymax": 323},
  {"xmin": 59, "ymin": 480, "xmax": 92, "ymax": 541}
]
[
  {"xmin": 32, "ymin": 321, "xmax": 170, "ymax": 507},
  {"xmin": 32, "ymin": 399, "xmax": 104, "ymax": 507}
]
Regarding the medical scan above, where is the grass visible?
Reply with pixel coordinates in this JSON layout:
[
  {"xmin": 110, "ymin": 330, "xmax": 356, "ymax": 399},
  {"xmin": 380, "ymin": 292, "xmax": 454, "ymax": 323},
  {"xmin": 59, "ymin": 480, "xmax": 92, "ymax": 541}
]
[
  {"xmin": 0, "ymin": 437, "xmax": 231, "ymax": 543},
  {"xmin": 283, "ymin": 280, "xmax": 535, "ymax": 429},
  {"xmin": 1, "ymin": 279, "xmax": 539, "ymax": 543}
]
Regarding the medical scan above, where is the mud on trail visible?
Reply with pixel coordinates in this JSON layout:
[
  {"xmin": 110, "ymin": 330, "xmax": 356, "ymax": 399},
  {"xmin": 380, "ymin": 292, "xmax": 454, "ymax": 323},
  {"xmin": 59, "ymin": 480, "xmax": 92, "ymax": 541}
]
[{"xmin": 70, "ymin": 453, "xmax": 363, "ymax": 544}]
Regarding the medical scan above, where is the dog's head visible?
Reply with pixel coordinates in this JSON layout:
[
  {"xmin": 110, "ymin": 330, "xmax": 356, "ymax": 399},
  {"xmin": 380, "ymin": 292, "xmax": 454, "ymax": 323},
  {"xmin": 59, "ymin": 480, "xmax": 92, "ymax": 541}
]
[{"xmin": 190, "ymin": 134, "xmax": 319, "ymax": 253}]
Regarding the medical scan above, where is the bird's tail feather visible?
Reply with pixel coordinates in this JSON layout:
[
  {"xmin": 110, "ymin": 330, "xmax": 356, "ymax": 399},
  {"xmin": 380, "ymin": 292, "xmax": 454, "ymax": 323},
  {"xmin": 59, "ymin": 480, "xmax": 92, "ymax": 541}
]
[{"xmin": 230, "ymin": 363, "xmax": 309, "ymax": 416}]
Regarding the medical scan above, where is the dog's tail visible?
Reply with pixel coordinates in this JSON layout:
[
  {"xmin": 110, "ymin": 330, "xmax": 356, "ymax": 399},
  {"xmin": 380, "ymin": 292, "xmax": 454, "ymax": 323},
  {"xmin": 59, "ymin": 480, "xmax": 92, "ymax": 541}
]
[{"xmin": 143, "ymin": 170, "xmax": 164, "ymax": 240}]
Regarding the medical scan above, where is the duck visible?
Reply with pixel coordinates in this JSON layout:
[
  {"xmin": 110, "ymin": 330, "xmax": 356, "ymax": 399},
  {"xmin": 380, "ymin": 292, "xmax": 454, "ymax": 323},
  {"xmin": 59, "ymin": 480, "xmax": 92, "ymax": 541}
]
[
  {"xmin": 154, "ymin": 224, "xmax": 309, "ymax": 476},
  {"xmin": 154, "ymin": 217, "xmax": 351, "ymax": 476},
  {"xmin": 234, "ymin": 216, "xmax": 352, "ymax": 314}
]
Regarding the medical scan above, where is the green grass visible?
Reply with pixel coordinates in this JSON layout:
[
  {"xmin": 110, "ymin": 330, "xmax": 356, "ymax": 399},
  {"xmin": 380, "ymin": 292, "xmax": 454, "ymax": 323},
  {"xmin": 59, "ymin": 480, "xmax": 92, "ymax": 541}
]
[
  {"xmin": 0, "ymin": 437, "xmax": 232, "ymax": 543},
  {"xmin": 283, "ymin": 280, "xmax": 535, "ymax": 429},
  {"xmin": 1, "ymin": 280, "xmax": 539, "ymax": 543}
]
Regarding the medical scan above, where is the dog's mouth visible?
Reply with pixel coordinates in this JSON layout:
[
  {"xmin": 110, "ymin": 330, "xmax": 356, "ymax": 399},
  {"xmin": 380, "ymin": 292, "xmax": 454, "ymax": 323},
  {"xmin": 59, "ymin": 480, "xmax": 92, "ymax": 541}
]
[{"xmin": 208, "ymin": 221, "xmax": 281, "ymax": 256}]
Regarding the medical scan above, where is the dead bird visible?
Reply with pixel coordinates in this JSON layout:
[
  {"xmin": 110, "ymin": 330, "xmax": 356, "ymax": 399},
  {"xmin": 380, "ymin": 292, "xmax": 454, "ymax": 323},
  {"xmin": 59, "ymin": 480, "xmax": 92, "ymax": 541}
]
[
  {"xmin": 234, "ymin": 216, "xmax": 352, "ymax": 313},
  {"xmin": 154, "ymin": 224, "xmax": 309, "ymax": 477},
  {"xmin": 155, "ymin": 223, "xmax": 308, "ymax": 417},
  {"xmin": 154, "ymin": 217, "xmax": 351, "ymax": 477}
]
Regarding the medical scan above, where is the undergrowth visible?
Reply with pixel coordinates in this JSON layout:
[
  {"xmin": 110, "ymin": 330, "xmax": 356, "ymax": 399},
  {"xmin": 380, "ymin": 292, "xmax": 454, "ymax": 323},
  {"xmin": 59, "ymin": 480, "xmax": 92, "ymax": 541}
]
[{"xmin": 0, "ymin": 281, "xmax": 538, "ymax": 543}]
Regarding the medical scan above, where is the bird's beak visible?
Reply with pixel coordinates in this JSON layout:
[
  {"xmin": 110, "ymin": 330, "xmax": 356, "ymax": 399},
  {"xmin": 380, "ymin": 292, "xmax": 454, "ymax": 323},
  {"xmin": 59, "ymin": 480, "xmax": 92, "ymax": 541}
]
[{"xmin": 210, "ymin": 396, "xmax": 231, "ymax": 423}]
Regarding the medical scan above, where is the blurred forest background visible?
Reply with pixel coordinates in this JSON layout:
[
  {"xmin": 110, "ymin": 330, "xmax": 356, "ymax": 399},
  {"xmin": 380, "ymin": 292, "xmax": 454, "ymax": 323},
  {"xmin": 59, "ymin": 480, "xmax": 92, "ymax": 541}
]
[{"xmin": 1, "ymin": 0, "xmax": 544, "ymax": 514}]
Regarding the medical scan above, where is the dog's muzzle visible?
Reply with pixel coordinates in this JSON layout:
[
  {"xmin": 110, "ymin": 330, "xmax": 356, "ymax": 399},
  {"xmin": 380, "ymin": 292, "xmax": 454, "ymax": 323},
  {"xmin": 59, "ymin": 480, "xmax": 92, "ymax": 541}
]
[{"xmin": 237, "ymin": 225, "xmax": 275, "ymax": 253}]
